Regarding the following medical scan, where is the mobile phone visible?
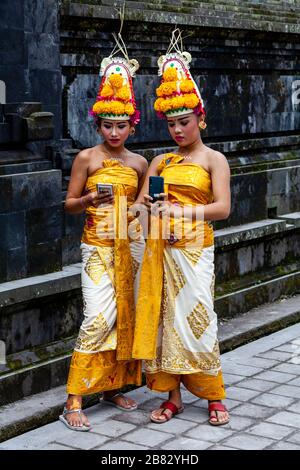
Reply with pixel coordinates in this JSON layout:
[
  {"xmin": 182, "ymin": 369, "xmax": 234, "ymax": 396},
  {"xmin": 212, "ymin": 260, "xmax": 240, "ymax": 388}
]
[
  {"xmin": 149, "ymin": 176, "xmax": 164, "ymax": 203},
  {"xmin": 96, "ymin": 183, "xmax": 113, "ymax": 197}
]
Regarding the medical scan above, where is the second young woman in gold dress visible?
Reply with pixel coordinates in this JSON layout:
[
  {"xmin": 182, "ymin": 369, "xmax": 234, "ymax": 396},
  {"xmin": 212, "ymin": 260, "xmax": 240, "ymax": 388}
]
[{"xmin": 132, "ymin": 34, "xmax": 231, "ymax": 426}]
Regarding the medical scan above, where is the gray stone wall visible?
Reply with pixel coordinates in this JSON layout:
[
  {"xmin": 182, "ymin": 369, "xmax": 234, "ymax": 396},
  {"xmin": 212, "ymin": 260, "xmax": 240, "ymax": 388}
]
[
  {"xmin": 0, "ymin": 0, "xmax": 62, "ymax": 138},
  {"xmin": 0, "ymin": 170, "xmax": 62, "ymax": 282}
]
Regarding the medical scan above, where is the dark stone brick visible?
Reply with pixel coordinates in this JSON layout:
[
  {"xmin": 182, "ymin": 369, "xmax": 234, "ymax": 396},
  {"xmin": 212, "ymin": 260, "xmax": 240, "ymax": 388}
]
[
  {"xmin": 0, "ymin": 66, "xmax": 27, "ymax": 102},
  {"xmin": 26, "ymin": 238, "xmax": 62, "ymax": 276},
  {"xmin": 26, "ymin": 205, "xmax": 62, "ymax": 244},
  {"xmin": 0, "ymin": 249, "xmax": 6, "ymax": 281},
  {"xmin": 0, "ymin": 122, "xmax": 10, "ymax": 143},
  {"xmin": 24, "ymin": 0, "xmax": 59, "ymax": 34},
  {"xmin": 0, "ymin": 175, "xmax": 13, "ymax": 213},
  {"xmin": 5, "ymin": 114, "xmax": 26, "ymax": 143},
  {"xmin": 62, "ymin": 210, "xmax": 85, "ymax": 265},
  {"xmin": 0, "ymin": 211, "xmax": 25, "ymax": 251},
  {"xmin": 0, "ymin": 29, "xmax": 25, "ymax": 66},
  {"xmin": 62, "ymin": 237, "xmax": 82, "ymax": 266},
  {"xmin": 5, "ymin": 247, "xmax": 27, "ymax": 281},
  {"xmin": 26, "ymin": 32, "xmax": 60, "ymax": 70},
  {"xmin": 28, "ymin": 70, "xmax": 62, "ymax": 107},
  {"xmin": 11, "ymin": 170, "xmax": 61, "ymax": 212},
  {"xmin": 0, "ymin": 0, "xmax": 24, "ymax": 31}
]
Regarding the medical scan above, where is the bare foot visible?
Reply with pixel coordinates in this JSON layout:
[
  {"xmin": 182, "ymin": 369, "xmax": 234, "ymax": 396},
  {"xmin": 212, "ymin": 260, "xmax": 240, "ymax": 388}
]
[
  {"xmin": 102, "ymin": 391, "xmax": 137, "ymax": 410},
  {"xmin": 65, "ymin": 395, "xmax": 91, "ymax": 428}
]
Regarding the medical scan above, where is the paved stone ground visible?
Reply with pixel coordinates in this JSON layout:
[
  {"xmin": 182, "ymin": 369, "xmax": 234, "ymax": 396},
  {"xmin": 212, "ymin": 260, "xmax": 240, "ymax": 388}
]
[{"xmin": 1, "ymin": 323, "xmax": 300, "ymax": 450}]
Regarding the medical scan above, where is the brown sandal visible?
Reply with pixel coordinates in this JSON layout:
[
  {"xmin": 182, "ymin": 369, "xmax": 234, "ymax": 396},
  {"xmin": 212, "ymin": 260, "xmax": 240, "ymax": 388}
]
[{"xmin": 150, "ymin": 401, "xmax": 184, "ymax": 424}]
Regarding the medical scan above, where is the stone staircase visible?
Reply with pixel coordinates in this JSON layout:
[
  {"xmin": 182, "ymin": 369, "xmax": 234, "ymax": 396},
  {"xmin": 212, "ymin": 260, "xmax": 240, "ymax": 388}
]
[
  {"xmin": 1, "ymin": 0, "xmax": 300, "ymax": 420},
  {"xmin": 61, "ymin": 0, "xmax": 300, "ymax": 34}
]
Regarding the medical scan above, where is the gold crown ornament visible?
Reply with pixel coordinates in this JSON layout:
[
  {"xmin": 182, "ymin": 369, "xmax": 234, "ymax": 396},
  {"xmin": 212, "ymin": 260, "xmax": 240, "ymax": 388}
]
[
  {"xmin": 154, "ymin": 29, "xmax": 206, "ymax": 123},
  {"xmin": 90, "ymin": 27, "xmax": 140, "ymax": 125}
]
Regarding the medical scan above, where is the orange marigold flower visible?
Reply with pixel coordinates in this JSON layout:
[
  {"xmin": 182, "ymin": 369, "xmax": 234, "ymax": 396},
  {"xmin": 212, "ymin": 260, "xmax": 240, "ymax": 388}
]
[
  {"xmin": 156, "ymin": 81, "xmax": 177, "ymax": 97},
  {"xmin": 101, "ymin": 83, "xmax": 114, "ymax": 98},
  {"xmin": 183, "ymin": 93, "xmax": 199, "ymax": 109},
  {"xmin": 180, "ymin": 79, "xmax": 194, "ymax": 93},
  {"xmin": 124, "ymin": 103, "xmax": 135, "ymax": 115},
  {"xmin": 109, "ymin": 73, "xmax": 124, "ymax": 88},
  {"xmin": 110, "ymin": 101, "xmax": 125, "ymax": 114},
  {"xmin": 154, "ymin": 97, "xmax": 165, "ymax": 111},
  {"xmin": 163, "ymin": 67, "xmax": 178, "ymax": 82},
  {"xmin": 170, "ymin": 96, "xmax": 185, "ymax": 109},
  {"xmin": 92, "ymin": 101, "xmax": 105, "ymax": 113},
  {"xmin": 160, "ymin": 99, "xmax": 173, "ymax": 113},
  {"xmin": 116, "ymin": 86, "xmax": 131, "ymax": 102}
]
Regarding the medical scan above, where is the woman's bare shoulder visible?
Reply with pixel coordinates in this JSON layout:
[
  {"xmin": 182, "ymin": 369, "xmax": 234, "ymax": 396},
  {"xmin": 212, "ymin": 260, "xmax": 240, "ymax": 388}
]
[
  {"xmin": 207, "ymin": 147, "xmax": 230, "ymax": 171},
  {"xmin": 128, "ymin": 151, "xmax": 148, "ymax": 168},
  {"xmin": 73, "ymin": 146, "xmax": 100, "ymax": 169}
]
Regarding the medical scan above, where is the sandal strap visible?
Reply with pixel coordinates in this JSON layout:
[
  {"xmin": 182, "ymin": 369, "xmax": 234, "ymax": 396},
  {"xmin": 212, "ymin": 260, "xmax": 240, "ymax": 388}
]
[
  {"xmin": 63, "ymin": 407, "xmax": 82, "ymax": 416},
  {"xmin": 160, "ymin": 401, "xmax": 179, "ymax": 415},
  {"xmin": 208, "ymin": 402, "xmax": 227, "ymax": 413}
]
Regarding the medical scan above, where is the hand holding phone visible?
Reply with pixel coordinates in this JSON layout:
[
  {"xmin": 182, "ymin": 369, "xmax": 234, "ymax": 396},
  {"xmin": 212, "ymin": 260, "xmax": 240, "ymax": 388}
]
[
  {"xmin": 149, "ymin": 176, "xmax": 165, "ymax": 203},
  {"xmin": 96, "ymin": 183, "xmax": 114, "ymax": 206}
]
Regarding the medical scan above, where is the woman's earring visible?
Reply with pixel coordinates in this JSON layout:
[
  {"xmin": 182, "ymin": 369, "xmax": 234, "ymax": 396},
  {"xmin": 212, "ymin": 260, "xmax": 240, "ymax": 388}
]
[{"xmin": 199, "ymin": 120, "xmax": 207, "ymax": 130}]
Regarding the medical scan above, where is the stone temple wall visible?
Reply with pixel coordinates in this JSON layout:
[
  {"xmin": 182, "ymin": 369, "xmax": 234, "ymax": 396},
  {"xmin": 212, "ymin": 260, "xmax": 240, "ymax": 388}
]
[{"xmin": 0, "ymin": 0, "xmax": 300, "ymax": 406}]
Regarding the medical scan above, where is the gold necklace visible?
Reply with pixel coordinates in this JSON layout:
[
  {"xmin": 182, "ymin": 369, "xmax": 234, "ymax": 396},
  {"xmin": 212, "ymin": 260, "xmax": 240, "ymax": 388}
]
[
  {"xmin": 176, "ymin": 150, "xmax": 193, "ymax": 161},
  {"xmin": 104, "ymin": 145, "xmax": 127, "ymax": 163}
]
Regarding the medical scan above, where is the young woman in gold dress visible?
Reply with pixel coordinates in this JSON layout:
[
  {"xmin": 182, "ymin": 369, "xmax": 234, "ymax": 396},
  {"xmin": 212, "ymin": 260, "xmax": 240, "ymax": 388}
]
[
  {"xmin": 60, "ymin": 51, "xmax": 147, "ymax": 431},
  {"xmin": 133, "ymin": 31, "xmax": 231, "ymax": 426}
]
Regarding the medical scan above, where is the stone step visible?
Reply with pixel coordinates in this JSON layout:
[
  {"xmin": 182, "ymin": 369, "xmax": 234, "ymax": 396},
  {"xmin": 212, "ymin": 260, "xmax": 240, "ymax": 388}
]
[
  {"xmin": 0, "ymin": 263, "xmax": 81, "ymax": 309},
  {"xmin": 1, "ymin": 292, "xmax": 300, "ymax": 442},
  {"xmin": 132, "ymin": 138, "xmax": 300, "ymax": 164},
  {"xmin": 0, "ymin": 338, "xmax": 75, "ymax": 406},
  {"xmin": 214, "ymin": 218, "xmax": 291, "ymax": 248},
  {"xmin": 277, "ymin": 212, "xmax": 300, "ymax": 229},
  {"xmin": 61, "ymin": 1, "xmax": 300, "ymax": 33},
  {"xmin": 216, "ymin": 265, "xmax": 300, "ymax": 318},
  {"xmin": 126, "ymin": 0, "xmax": 300, "ymax": 22},
  {"xmin": 0, "ymin": 161, "xmax": 52, "ymax": 175},
  {"xmin": 0, "ymin": 149, "xmax": 46, "ymax": 165},
  {"xmin": 68, "ymin": 0, "xmax": 300, "ymax": 21}
]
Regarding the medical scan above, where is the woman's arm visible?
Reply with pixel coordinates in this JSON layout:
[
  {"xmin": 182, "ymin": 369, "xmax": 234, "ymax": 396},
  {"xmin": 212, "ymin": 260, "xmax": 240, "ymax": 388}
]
[
  {"xmin": 201, "ymin": 151, "xmax": 231, "ymax": 221},
  {"xmin": 136, "ymin": 156, "xmax": 149, "ymax": 194},
  {"xmin": 65, "ymin": 150, "xmax": 112, "ymax": 214},
  {"xmin": 64, "ymin": 150, "xmax": 90, "ymax": 214}
]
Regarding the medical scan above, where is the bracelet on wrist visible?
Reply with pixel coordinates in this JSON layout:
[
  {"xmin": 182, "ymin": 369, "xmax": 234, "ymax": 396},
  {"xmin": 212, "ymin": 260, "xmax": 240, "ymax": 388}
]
[{"xmin": 80, "ymin": 196, "xmax": 88, "ymax": 210}]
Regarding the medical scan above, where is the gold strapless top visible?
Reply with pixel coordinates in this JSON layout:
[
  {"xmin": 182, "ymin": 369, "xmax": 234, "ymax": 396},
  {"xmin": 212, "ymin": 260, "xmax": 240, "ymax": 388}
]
[
  {"xmin": 157, "ymin": 153, "xmax": 214, "ymax": 248},
  {"xmin": 81, "ymin": 159, "xmax": 139, "ymax": 247}
]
